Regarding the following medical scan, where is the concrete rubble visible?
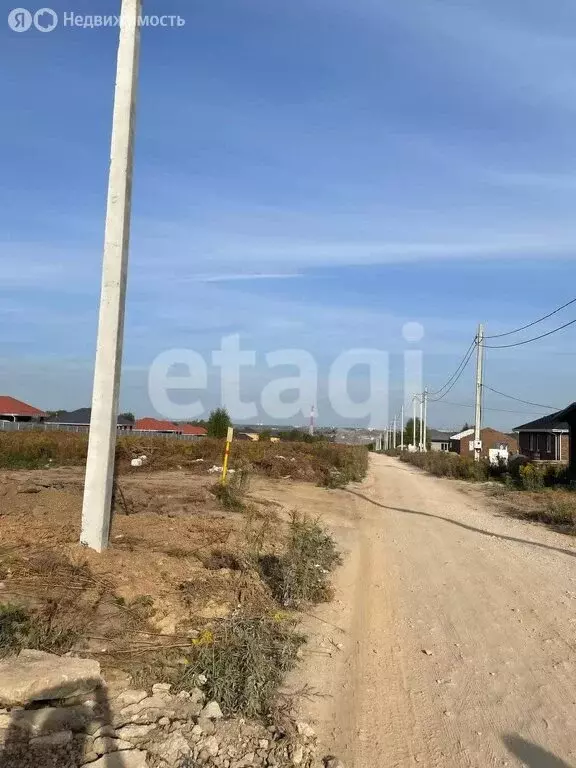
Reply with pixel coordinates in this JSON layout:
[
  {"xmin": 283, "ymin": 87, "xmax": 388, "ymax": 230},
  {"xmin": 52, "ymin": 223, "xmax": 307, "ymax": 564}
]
[{"xmin": 0, "ymin": 650, "xmax": 330, "ymax": 768}]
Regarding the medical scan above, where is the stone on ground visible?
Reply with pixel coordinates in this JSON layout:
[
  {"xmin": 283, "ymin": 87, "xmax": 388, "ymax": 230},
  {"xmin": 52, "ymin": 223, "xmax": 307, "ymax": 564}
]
[
  {"xmin": 82, "ymin": 749, "xmax": 148, "ymax": 768},
  {"xmin": 0, "ymin": 650, "xmax": 101, "ymax": 706},
  {"xmin": 200, "ymin": 700, "xmax": 223, "ymax": 720}
]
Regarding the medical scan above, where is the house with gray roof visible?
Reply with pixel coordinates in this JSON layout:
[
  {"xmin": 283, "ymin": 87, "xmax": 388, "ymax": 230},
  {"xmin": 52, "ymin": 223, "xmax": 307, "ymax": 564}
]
[{"xmin": 514, "ymin": 412, "xmax": 569, "ymax": 463}]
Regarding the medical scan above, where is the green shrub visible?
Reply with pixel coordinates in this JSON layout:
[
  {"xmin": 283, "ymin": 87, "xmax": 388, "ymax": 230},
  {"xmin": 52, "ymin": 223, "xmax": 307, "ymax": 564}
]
[
  {"xmin": 175, "ymin": 615, "xmax": 305, "ymax": 718},
  {"xmin": 518, "ymin": 464, "xmax": 546, "ymax": 491},
  {"xmin": 543, "ymin": 464, "xmax": 569, "ymax": 487},
  {"xmin": 258, "ymin": 513, "xmax": 341, "ymax": 607}
]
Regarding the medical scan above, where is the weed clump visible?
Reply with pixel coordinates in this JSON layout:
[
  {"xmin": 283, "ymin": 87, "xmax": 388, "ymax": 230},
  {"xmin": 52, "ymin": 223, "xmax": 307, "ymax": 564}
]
[
  {"xmin": 259, "ymin": 513, "xmax": 342, "ymax": 607},
  {"xmin": 175, "ymin": 615, "xmax": 304, "ymax": 718},
  {"xmin": 0, "ymin": 602, "xmax": 79, "ymax": 658},
  {"xmin": 210, "ymin": 469, "xmax": 251, "ymax": 511}
]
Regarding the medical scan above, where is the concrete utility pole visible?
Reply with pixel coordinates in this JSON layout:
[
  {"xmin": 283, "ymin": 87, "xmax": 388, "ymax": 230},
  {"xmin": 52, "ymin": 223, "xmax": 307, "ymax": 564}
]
[
  {"xmin": 400, "ymin": 405, "xmax": 404, "ymax": 451},
  {"xmin": 393, "ymin": 414, "xmax": 397, "ymax": 449},
  {"xmin": 419, "ymin": 396, "xmax": 424, "ymax": 451},
  {"xmin": 413, "ymin": 396, "xmax": 417, "ymax": 450},
  {"xmin": 81, "ymin": 0, "xmax": 142, "ymax": 552},
  {"xmin": 423, "ymin": 388, "xmax": 428, "ymax": 452},
  {"xmin": 474, "ymin": 324, "xmax": 485, "ymax": 463}
]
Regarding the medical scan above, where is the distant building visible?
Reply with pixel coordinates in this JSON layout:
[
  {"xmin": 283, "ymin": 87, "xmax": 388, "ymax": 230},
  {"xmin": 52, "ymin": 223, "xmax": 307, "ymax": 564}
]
[
  {"xmin": 450, "ymin": 427, "xmax": 518, "ymax": 460},
  {"xmin": 0, "ymin": 396, "xmax": 45, "ymax": 423},
  {"xmin": 134, "ymin": 417, "xmax": 180, "ymax": 433},
  {"xmin": 428, "ymin": 429, "xmax": 453, "ymax": 453},
  {"xmin": 235, "ymin": 432, "xmax": 260, "ymax": 441},
  {"xmin": 515, "ymin": 412, "xmax": 570, "ymax": 463},
  {"xmin": 179, "ymin": 424, "xmax": 208, "ymax": 437},
  {"xmin": 134, "ymin": 418, "xmax": 207, "ymax": 437},
  {"xmin": 48, "ymin": 408, "xmax": 133, "ymax": 429}
]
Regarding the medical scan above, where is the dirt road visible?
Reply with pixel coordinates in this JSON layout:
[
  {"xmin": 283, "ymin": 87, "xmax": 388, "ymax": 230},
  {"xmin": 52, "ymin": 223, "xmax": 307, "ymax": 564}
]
[{"xmin": 275, "ymin": 454, "xmax": 576, "ymax": 767}]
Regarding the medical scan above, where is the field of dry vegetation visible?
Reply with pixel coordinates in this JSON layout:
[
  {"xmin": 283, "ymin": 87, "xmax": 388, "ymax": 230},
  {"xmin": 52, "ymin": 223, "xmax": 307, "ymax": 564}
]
[
  {"xmin": 0, "ymin": 431, "xmax": 368, "ymax": 488},
  {"xmin": 0, "ymin": 433, "xmax": 368, "ymax": 720}
]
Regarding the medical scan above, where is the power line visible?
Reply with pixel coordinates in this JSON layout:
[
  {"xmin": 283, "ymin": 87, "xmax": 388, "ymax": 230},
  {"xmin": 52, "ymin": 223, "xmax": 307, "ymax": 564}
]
[
  {"xmin": 427, "ymin": 338, "xmax": 477, "ymax": 397},
  {"xmin": 431, "ymin": 399, "xmax": 553, "ymax": 416},
  {"xmin": 485, "ymin": 297, "xmax": 576, "ymax": 340},
  {"xmin": 428, "ymin": 342, "xmax": 477, "ymax": 402},
  {"xmin": 483, "ymin": 318, "xmax": 576, "ymax": 349},
  {"xmin": 482, "ymin": 385, "xmax": 560, "ymax": 411}
]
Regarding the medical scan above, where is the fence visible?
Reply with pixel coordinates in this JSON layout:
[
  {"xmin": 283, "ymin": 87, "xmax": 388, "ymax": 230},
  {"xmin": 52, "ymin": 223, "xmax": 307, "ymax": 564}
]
[{"xmin": 0, "ymin": 421, "xmax": 205, "ymax": 441}]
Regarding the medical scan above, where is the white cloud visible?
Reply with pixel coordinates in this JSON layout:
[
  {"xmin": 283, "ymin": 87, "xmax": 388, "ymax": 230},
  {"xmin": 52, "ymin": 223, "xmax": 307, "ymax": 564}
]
[{"xmin": 188, "ymin": 272, "xmax": 303, "ymax": 283}]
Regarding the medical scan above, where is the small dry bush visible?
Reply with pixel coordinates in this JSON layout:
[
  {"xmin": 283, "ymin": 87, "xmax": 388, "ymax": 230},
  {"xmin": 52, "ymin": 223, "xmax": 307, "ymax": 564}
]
[
  {"xmin": 174, "ymin": 615, "xmax": 305, "ymax": 718},
  {"xmin": 210, "ymin": 469, "xmax": 251, "ymax": 511},
  {"xmin": 258, "ymin": 513, "xmax": 342, "ymax": 607}
]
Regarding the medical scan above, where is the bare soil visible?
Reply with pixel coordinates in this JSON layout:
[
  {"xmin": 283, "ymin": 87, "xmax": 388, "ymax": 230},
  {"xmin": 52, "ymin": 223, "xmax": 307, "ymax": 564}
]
[
  {"xmin": 285, "ymin": 454, "xmax": 576, "ymax": 768},
  {"xmin": 5, "ymin": 457, "xmax": 576, "ymax": 767},
  {"xmin": 0, "ymin": 468, "xmax": 285, "ymax": 662}
]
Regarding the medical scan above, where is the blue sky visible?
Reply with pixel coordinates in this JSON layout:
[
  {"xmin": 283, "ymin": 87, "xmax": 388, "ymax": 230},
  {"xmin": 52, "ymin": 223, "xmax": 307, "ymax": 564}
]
[{"xmin": 2, "ymin": 0, "xmax": 576, "ymax": 428}]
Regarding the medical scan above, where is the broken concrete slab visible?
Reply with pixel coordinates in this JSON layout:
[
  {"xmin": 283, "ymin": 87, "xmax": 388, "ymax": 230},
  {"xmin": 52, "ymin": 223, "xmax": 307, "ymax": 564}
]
[{"xmin": 0, "ymin": 650, "xmax": 101, "ymax": 707}]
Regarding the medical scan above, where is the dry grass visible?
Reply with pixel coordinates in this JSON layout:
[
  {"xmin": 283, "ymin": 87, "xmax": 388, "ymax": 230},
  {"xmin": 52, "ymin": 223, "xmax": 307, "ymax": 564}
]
[
  {"xmin": 501, "ymin": 489, "xmax": 576, "ymax": 535},
  {"xmin": 0, "ymin": 431, "xmax": 369, "ymax": 487}
]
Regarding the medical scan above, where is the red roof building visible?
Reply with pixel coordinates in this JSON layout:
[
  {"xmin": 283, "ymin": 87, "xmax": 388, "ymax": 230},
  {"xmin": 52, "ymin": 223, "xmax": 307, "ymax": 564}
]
[
  {"xmin": 134, "ymin": 418, "xmax": 180, "ymax": 432},
  {"xmin": 133, "ymin": 418, "xmax": 207, "ymax": 437},
  {"xmin": 0, "ymin": 396, "xmax": 46, "ymax": 422},
  {"xmin": 180, "ymin": 424, "xmax": 208, "ymax": 436}
]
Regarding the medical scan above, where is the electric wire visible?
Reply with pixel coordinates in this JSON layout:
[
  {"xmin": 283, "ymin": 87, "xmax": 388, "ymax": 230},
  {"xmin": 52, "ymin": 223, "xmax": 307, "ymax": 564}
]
[
  {"xmin": 483, "ymin": 318, "xmax": 576, "ymax": 349},
  {"xmin": 427, "ymin": 338, "xmax": 477, "ymax": 397},
  {"xmin": 484, "ymin": 298, "xmax": 576, "ymax": 340},
  {"xmin": 482, "ymin": 385, "xmax": 559, "ymax": 411},
  {"xmin": 428, "ymin": 343, "xmax": 477, "ymax": 402}
]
